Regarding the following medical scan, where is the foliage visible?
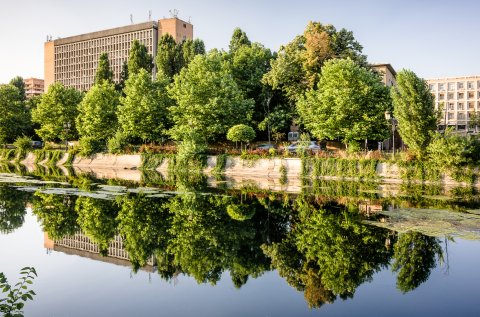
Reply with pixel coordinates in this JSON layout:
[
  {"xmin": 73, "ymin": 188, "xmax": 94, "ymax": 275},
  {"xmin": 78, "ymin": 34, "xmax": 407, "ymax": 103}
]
[
  {"xmin": 279, "ymin": 163, "xmax": 288, "ymax": 185},
  {"xmin": 391, "ymin": 70, "xmax": 438, "ymax": 157},
  {"xmin": 309, "ymin": 157, "xmax": 379, "ymax": 180},
  {"xmin": 32, "ymin": 192, "xmax": 78, "ymax": 240},
  {"xmin": 31, "ymin": 82, "xmax": 83, "ymax": 142},
  {"xmin": 140, "ymin": 152, "xmax": 171, "ymax": 170},
  {"xmin": 0, "ymin": 267, "xmax": 37, "ymax": 317},
  {"xmin": 78, "ymin": 136, "xmax": 103, "ymax": 157},
  {"xmin": 263, "ymin": 21, "xmax": 367, "ymax": 103},
  {"xmin": 0, "ymin": 84, "xmax": 29, "ymax": 145},
  {"xmin": 33, "ymin": 150, "xmax": 63, "ymax": 166},
  {"xmin": 297, "ymin": 58, "xmax": 390, "ymax": 146},
  {"xmin": 427, "ymin": 129, "xmax": 467, "ymax": 170},
  {"xmin": 213, "ymin": 154, "xmax": 228, "ymax": 175},
  {"xmin": 13, "ymin": 136, "xmax": 32, "ymax": 158},
  {"xmin": 94, "ymin": 52, "xmax": 114, "ymax": 84},
  {"xmin": 392, "ymin": 232, "xmax": 443, "ymax": 293},
  {"xmin": 0, "ymin": 186, "xmax": 29, "ymax": 234},
  {"xmin": 227, "ymin": 124, "xmax": 256, "ymax": 149},
  {"xmin": 9, "ymin": 76, "xmax": 26, "ymax": 101},
  {"xmin": 168, "ymin": 51, "xmax": 254, "ymax": 143},
  {"xmin": 76, "ymin": 81, "xmax": 119, "ymax": 141},
  {"xmin": 76, "ymin": 197, "xmax": 119, "ymax": 255},
  {"xmin": 118, "ymin": 69, "xmax": 171, "ymax": 143},
  {"xmin": 127, "ymin": 40, "xmax": 153, "ymax": 75},
  {"xmin": 229, "ymin": 28, "xmax": 251, "ymax": 53},
  {"xmin": 107, "ymin": 130, "xmax": 128, "ymax": 154}
]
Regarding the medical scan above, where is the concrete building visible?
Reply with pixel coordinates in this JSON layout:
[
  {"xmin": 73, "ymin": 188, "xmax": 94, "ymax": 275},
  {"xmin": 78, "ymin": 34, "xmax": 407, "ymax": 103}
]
[
  {"xmin": 371, "ymin": 63, "xmax": 396, "ymax": 87},
  {"xmin": 44, "ymin": 17, "xmax": 193, "ymax": 91},
  {"xmin": 23, "ymin": 77, "xmax": 44, "ymax": 98},
  {"xmin": 427, "ymin": 76, "xmax": 480, "ymax": 132}
]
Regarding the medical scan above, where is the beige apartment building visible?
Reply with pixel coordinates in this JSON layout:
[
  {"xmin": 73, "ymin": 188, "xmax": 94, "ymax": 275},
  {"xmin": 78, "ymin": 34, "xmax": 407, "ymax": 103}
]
[
  {"xmin": 371, "ymin": 63, "xmax": 396, "ymax": 87},
  {"xmin": 23, "ymin": 77, "xmax": 44, "ymax": 98},
  {"xmin": 427, "ymin": 76, "xmax": 480, "ymax": 132},
  {"xmin": 44, "ymin": 17, "xmax": 193, "ymax": 91}
]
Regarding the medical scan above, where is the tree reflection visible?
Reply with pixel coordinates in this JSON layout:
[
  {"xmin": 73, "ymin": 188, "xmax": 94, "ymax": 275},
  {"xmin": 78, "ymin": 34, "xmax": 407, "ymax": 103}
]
[
  {"xmin": 392, "ymin": 231, "xmax": 443, "ymax": 293},
  {"xmin": 32, "ymin": 192, "xmax": 78, "ymax": 239},
  {"xmin": 75, "ymin": 197, "xmax": 119, "ymax": 255},
  {"xmin": 0, "ymin": 185, "xmax": 30, "ymax": 234}
]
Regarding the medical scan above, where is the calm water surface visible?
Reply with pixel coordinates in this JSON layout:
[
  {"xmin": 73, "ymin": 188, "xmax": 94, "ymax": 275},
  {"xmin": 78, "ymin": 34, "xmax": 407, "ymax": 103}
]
[{"xmin": 1, "ymin": 172, "xmax": 480, "ymax": 316}]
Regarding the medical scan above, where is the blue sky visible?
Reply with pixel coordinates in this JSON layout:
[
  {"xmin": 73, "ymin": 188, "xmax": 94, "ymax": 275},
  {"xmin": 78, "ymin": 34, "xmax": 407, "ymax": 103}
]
[{"xmin": 1, "ymin": 0, "xmax": 479, "ymax": 83}]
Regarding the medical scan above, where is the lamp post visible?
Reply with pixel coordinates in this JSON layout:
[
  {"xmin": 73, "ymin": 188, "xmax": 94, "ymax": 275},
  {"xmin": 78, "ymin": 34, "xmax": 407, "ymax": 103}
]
[
  {"xmin": 384, "ymin": 111, "xmax": 398, "ymax": 158},
  {"xmin": 63, "ymin": 122, "xmax": 71, "ymax": 151}
]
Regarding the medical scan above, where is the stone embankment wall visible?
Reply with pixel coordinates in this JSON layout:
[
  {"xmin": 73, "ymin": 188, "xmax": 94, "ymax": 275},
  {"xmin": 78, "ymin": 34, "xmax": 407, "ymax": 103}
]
[{"xmin": 3, "ymin": 152, "xmax": 474, "ymax": 188}]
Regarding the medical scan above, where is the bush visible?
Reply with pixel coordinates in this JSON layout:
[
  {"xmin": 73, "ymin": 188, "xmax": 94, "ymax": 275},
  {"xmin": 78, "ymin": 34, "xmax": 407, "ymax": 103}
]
[
  {"xmin": 427, "ymin": 130, "xmax": 466, "ymax": 170},
  {"xmin": 107, "ymin": 131, "xmax": 128, "ymax": 154},
  {"xmin": 13, "ymin": 136, "xmax": 32, "ymax": 157},
  {"xmin": 79, "ymin": 137, "xmax": 103, "ymax": 157},
  {"xmin": 227, "ymin": 124, "xmax": 256, "ymax": 150}
]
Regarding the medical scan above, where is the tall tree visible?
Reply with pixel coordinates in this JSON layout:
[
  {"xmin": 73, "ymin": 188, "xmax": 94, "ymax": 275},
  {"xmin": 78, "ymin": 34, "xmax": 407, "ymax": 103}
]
[
  {"xmin": 229, "ymin": 28, "xmax": 251, "ymax": 53},
  {"xmin": 391, "ymin": 70, "xmax": 438, "ymax": 157},
  {"xmin": 9, "ymin": 76, "xmax": 26, "ymax": 101},
  {"xmin": 31, "ymin": 82, "xmax": 83, "ymax": 141},
  {"xmin": 94, "ymin": 52, "xmax": 114, "ymax": 84},
  {"xmin": 182, "ymin": 39, "xmax": 206, "ymax": 66},
  {"xmin": 297, "ymin": 58, "xmax": 390, "ymax": 147},
  {"xmin": 76, "ymin": 81, "xmax": 119, "ymax": 141},
  {"xmin": 263, "ymin": 21, "xmax": 367, "ymax": 103},
  {"xmin": 155, "ymin": 34, "xmax": 178, "ymax": 79},
  {"xmin": 168, "ymin": 51, "xmax": 254, "ymax": 143},
  {"xmin": 0, "ymin": 84, "xmax": 29, "ymax": 145},
  {"xmin": 128, "ymin": 40, "xmax": 153, "ymax": 76},
  {"xmin": 118, "ymin": 69, "xmax": 171, "ymax": 143},
  {"xmin": 116, "ymin": 61, "xmax": 129, "ymax": 92}
]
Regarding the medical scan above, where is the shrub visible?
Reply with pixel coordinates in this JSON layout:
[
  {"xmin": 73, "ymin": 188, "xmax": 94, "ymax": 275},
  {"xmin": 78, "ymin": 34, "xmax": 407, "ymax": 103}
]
[
  {"xmin": 227, "ymin": 124, "xmax": 256, "ymax": 150},
  {"xmin": 79, "ymin": 137, "xmax": 103, "ymax": 157},
  {"xmin": 13, "ymin": 136, "xmax": 33, "ymax": 155},
  {"xmin": 107, "ymin": 131, "xmax": 128, "ymax": 154}
]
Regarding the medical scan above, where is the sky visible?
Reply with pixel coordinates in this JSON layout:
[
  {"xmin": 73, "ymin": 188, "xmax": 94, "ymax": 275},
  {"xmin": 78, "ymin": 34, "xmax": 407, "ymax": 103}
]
[{"xmin": 1, "ymin": 0, "xmax": 479, "ymax": 83}]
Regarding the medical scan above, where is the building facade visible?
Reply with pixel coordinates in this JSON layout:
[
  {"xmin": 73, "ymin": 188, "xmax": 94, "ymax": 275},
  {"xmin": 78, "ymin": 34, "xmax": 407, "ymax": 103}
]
[
  {"xmin": 371, "ymin": 63, "xmax": 396, "ymax": 87},
  {"xmin": 44, "ymin": 17, "xmax": 193, "ymax": 91},
  {"xmin": 427, "ymin": 76, "xmax": 480, "ymax": 132},
  {"xmin": 23, "ymin": 77, "xmax": 44, "ymax": 98}
]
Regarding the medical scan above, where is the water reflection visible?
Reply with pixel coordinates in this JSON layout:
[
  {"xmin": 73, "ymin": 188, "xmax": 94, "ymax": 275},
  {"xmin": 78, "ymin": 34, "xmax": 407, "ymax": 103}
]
[{"xmin": 0, "ymin": 171, "xmax": 477, "ymax": 310}]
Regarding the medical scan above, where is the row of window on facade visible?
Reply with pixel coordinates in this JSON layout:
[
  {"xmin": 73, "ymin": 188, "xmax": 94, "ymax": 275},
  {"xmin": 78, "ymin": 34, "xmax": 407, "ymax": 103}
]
[
  {"xmin": 437, "ymin": 101, "xmax": 480, "ymax": 111},
  {"xmin": 429, "ymin": 80, "xmax": 480, "ymax": 91},
  {"xmin": 443, "ymin": 111, "xmax": 480, "ymax": 120},
  {"xmin": 436, "ymin": 91, "xmax": 480, "ymax": 100}
]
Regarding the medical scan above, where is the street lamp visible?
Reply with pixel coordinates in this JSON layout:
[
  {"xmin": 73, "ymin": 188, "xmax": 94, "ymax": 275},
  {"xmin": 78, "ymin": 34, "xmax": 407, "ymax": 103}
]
[
  {"xmin": 63, "ymin": 122, "xmax": 71, "ymax": 151},
  {"xmin": 384, "ymin": 111, "xmax": 398, "ymax": 158}
]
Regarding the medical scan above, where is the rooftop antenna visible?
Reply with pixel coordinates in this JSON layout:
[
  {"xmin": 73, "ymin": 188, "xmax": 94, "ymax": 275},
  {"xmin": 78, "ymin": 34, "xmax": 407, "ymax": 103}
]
[
  {"xmin": 130, "ymin": 14, "xmax": 133, "ymax": 24},
  {"xmin": 148, "ymin": 10, "xmax": 152, "ymax": 21},
  {"xmin": 169, "ymin": 9, "xmax": 179, "ymax": 18},
  {"xmin": 188, "ymin": 16, "xmax": 191, "ymax": 23}
]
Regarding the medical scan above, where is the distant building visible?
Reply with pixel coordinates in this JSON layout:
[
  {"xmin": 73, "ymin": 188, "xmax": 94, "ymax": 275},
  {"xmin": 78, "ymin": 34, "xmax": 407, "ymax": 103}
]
[
  {"xmin": 44, "ymin": 17, "xmax": 193, "ymax": 91},
  {"xmin": 23, "ymin": 77, "xmax": 44, "ymax": 98},
  {"xmin": 371, "ymin": 63, "xmax": 396, "ymax": 87},
  {"xmin": 426, "ymin": 76, "xmax": 480, "ymax": 132}
]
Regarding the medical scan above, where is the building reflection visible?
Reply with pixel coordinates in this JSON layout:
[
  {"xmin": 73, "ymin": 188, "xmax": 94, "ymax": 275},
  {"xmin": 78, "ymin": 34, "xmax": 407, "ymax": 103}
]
[{"xmin": 44, "ymin": 232, "xmax": 156, "ymax": 272}]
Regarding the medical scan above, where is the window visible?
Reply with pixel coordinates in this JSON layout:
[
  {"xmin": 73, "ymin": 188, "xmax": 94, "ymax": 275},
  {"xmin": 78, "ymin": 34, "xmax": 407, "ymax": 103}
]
[
  {"xmin": 468, "ymin": 92, "xmax": 475, "ymax": 99},
  {"xmin": 439, "ymin": 93, "xmax": 445, "ymax": 100},
  {"xmin": 469, "ymin": 102, "xmax": 475, "ymax": 109},
  {"xmin": 429, "ymin": 84, "xmax": 436, "ymax": 91},
  {"xmin": 448, "ymin": 93, "xmax": 454, "ymax": 100},
  {"xmin": 448, "ymin": 112, "xmax": 455, "ymax": 120},
  {"xmin": 458, "ymin": 113, "xmax": 466, "ymax": 120},
  {"xmin": 458, "ymin": 102, "xmax": 464, "ymax": 110},
  {"xmin": 439, "ymin": 83, "xmax": 445, "ymax": 91},
  {"xmin": 448, "ymin": 102, "xmax": 455, "ymax": 110},
  {"xmin": 468, "ymin": 111, "xmax": 476, "ymax": 119},
  {"xmin": 183, "ymin": 23, "xmax": 187, "ymax": 28},
  {"xmin": 448, "ymin": 82, "xmax": 455, "ymax": 90},
  {"xmin": 458, "ymin": 92, "xmax": 465, "ymax": 99},
  {"xmin": 458, "ymin": 82, "xmax": 464, "ymax": 89},
  {"xmin": 468, "ymin": 81, "xmax": 474, "ymax": 89}
]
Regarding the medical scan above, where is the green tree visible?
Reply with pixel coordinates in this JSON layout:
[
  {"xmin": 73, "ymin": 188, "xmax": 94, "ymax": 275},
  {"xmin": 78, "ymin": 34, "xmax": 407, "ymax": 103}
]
[
  {"xmin": 94, "ymin": 52, "xmax": 114, "ymax": 84},
  {"xmin": 128, "ymin": 40, "xmax": 153, "ymax": 75},
  {"xmin": 0, "ymin": 84, "xmax": 29, "ymax": 145},
  {"xmin": 168, "ymin": 51, "xmax": 254, "ymax": 143},
  {"xmin": 297, "ymin": 58, "xmax": 390, "ymax": 147},
  {"xmin": 155, "ymin": 34, "xmax": 179, "ymax": 79},
  {"xmin": 391, "ymin": 70, "xmax": 438, "ymax": 157},
  {"xmin": 76, "ymin": 81, "xmax": 119, "ymax": 142},
  {"xmin": 229, "ymin": 28, "xmax": 251, "ymax": 53},
  {"xmin": 182, "ymin": 39, "xmax": 206, "ymax": 66},
  {"xmin": 118, "ymin": 69, "xmax": 171, "ymax": 143},
  {"xmin": 263, "ymin": 21, "xmax": 367, "ymax": 103},
  {"xmin": 9, "ymin": 76, "xmax": 26, "ymax": 101},
  {"xmin": 116, "ymin": 61, "xmax": 129, "ymax": 92},
  {"xmin": 0, "ymin": 186, "xmax": 30, "ymax": 234},
  {"xmin": 31, "ymin": 83, "xmax": 83, "ymax": 142},
  {"xmin": 227, "ymin": 124, "xmax": 256, "ymax": 150},
  {"xmin": 392, "ymin": 232, "xmax": 443, "ymax": 293}
]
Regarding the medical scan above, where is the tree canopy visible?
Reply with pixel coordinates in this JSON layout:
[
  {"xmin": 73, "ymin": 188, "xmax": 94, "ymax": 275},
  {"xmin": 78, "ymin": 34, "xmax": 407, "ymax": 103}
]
[
  {"xmin": 297, "ymin": 58, "xmax": 390, "ymax": 146},
  {"xmin": 0, "ymin": 84, "xmax": 29, "ymax": 144},
  {"xmin": 94, "ymin": 52, "xmax": 114, "ymax": 85},
  {"xmin": 168, "ymin": 51, "xmax": 254, "ymax": 143},
  {"xmin": 128, "ymin": 40, "xmax": 154, "ymax": 75},
  {"xmin": 391, "ymin": 69, "xmax": 438, "ymax": 156}
]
